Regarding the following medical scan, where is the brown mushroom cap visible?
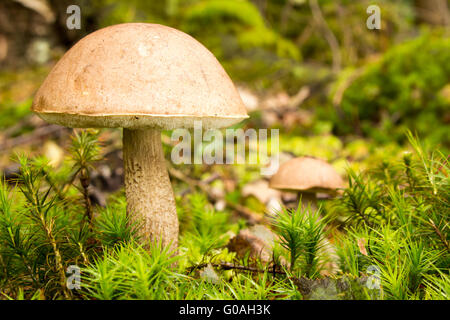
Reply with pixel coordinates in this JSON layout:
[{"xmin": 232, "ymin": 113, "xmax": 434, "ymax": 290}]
[
  {"xmin": 269, "ymin": 157, "xmax": 344, "ymax": 193},
  {"xmin": 32, "ymin": 23, "xmax": 248, "ymax": 130}
]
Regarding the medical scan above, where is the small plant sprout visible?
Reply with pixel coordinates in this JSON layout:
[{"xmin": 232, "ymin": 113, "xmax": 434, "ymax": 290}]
[
  {"xmin": 271, "ymin": 203, "xmax": 327, "ymax": 277},
  {"xmin": 269, "ymin": 157, "xmax": 344, "ymax": 210},
  {"xmin": 31, "ymin": 23, "xmax": 248, "ymax": 250}
]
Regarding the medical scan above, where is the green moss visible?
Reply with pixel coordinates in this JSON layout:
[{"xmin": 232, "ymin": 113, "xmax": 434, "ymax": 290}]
[{"xmin": 337, "ymin": 33, "xmax": 450, "ymax": 149}]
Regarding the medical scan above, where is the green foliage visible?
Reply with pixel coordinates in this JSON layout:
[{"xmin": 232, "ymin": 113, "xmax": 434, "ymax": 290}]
[
  {"xmin": 82, "ymin": 241, "xmax": 179, "ymax": 300},
  {"xmin": 94, "ymin": 198, "xmax": 137, "ymax": 247},
  {"xmin": 332, "ymin": 132, "xmax": 449, "ymax": 300},
  {"xmin": 0, "ymin": 156, "xmax": 74, "ymax": 298},
  {"xmin": 0, "ymin": 131, "xmax": 104, "ymax": 299},
  {"xmin": 0, "ymin": 129, "xmax": 448, "ymax": 300},
  {"xmin": 0, "ymin": 67, "xmax": 47, "ymax": 129},
  {"xmin": 183, "ymin": 0, "xmax": 300, "ymax": 60},
  {"xmin": 336, "ymin": 34, "xmax": 450, "ymax": 149},
  {"xmin": 0, "ymin": 99, "xmax": 31, "ymax": 129},
  {"xmin": 272, "ymin": 205, "xmax": 305, "ymax": 272},
  {"xmin": 90, "ymin": 0, "xmax": 176, "ymax": 26},
  {"xmin": 334, "ymin": 231, "xmax": 369, "ymax": 277},
  {"xmin": 69, "ymin": 129, "xmax": 102, "ymax": 173},
  {"xmin": 179, "ymin": 0, "xmax": 302, "ymax": 90},
  {"xmin": 272, "ymin": 203, "xmax": 327, "ymax": 277},
  {"xmin": 69, "ymin": 129, "xmax": 103, "ymax": 226},
  {"xmin": 179, "ymin": 193, "xmax": 232, "ymax": 257},
  {"xmin": 218, "ymin": 272, "xmax": 287, "ymax": 299},
  {"xmin": 280, "ymin": 134, "xmax": 343, "ymax": 161},
  {"xmin": 423, "ymin": 270, "xmax": 450, "ymax": 300},
  {"xmin": 183, "ymin": 0, "xmax": 266, "ymax": 30}
]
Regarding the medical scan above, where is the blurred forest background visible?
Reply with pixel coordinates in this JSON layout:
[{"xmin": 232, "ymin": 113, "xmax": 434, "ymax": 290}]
[
  {"xmin": 0, "ymin": 0, "xmax": 449, "ymax": 300},
  {"xmin": 1, "ymin": 0, "xmax": 449, "ymax": 167}
]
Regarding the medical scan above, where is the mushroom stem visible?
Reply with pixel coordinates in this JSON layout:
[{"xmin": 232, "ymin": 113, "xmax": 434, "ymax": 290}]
[
  {"xmin": 297, "ymin": 192, "xmax": 318, "ymax": 212},
  {"xmin": 123, "ymin": 128, "xmax": 178, "ymax": 250}
]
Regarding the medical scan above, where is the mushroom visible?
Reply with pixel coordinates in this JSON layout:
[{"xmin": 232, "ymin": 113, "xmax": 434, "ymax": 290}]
[
  {"xmin": 31, "ymin": 23, "xmax": 248, "ymax": 250},
  {"xmin": 269, "ymin": 157, "xmax": 344, "ymax": 210}
]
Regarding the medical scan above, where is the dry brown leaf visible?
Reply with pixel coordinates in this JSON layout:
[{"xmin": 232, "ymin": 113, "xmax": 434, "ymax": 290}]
[{"xmin": 357, "ymin": 238, "xmax": 368, "ymax": 256}]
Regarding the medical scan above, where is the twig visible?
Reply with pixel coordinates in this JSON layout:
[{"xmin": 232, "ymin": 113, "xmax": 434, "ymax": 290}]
[
  {"xmin": 13, "ymin": 0, "xmax": 55, "ymax": 23},
  {"xmin": 429, "ymin": 219, "xmax": 450, "ymax": 252},
  {"xmin": 296, "ymin": 20, "xmax": 314, "ymax": 46},
  {"xmin": 332, "ymin": 67, "xmax": 366, "ymax": 107},
  {"xmin": 1, "ymin": 114, "xmax": 36, "ymax": 138},
  {"xmin": 261, "ymin": 86, "xmax": 311, "ymax": 114},
  {"xmin": 287, "ymin": 86, "xmax": 311, "ymax": 109},
  {"xmin": 279, "ymin": 0, "xmax": 293, "ymax": 31},
  {"xmin": 309, "ymin": 0, "xmax": 341, "ymax": 73},
  {"xmin": 188, "ymin": 262, "xmax": 286, "ymax": 275},
  {"xmin": 0, "ymin": 124, "xmax": 64, "ymax": 153},
  {"xmin": 217, "ymin": 262, "xmax": 286, "ymax": 274},
  {"xmin": 336, "ymin": 0, "xmax": 356, "ymax": 64},
  {"xmin": 80, "ymin": 169, "xmax": 94, "ymax": 228}
]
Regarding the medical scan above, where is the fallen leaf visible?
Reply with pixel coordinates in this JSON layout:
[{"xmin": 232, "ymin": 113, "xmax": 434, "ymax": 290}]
[
  {"xmin": 242, "ymin": 179, "xmax": 281, "ymax": 204},
  {"xmin": 43, "ymin": 140, "xmax": 64, "ymax": 168},
  {"xmin": 227, "ymin": 225, "xmax": 276, "ymax": 264},
  {"xmin": 357, "ymin": 238, "xmax": 368, "ymax": 256},
  {"xmin": 199, "ymin": 263, "xmax": 220, "ymax": 284}
]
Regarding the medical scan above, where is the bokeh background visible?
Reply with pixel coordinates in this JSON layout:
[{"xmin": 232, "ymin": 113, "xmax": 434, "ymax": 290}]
[
  {"xmin": 0, "ymin": 0, "xmax": 449, "ymax": 213},
  {"xmin": 0, "ymin": 0, "xmax": 449, "ymax": 301}
]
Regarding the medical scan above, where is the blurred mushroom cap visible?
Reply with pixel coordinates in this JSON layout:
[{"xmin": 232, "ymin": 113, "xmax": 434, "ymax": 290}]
[
  {"xmin": 269, "ymin": 157, "xmax": 344, "ymax": 193},
  {"xmin": 32, "ymin": 23, "xmax": 248, "ymax": 130},
  {"xmin": 242, "ymin": 179, "xmax": 281, "ymax": 204}
]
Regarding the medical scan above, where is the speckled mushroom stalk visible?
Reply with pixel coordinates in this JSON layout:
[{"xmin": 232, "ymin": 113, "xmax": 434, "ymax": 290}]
[
  {"xmin": 123, "ymin": 128, "xmax": 178, "ymax": 249},
  {"xmin": 296, "ymin": 191, "xmax": 318, "ymax": 211}
]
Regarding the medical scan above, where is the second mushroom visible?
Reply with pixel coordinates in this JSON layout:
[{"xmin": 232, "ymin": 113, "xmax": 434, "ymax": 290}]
[{"xmin": 269, "ymin": 157, "xmax": 344, "ymax": 211}]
